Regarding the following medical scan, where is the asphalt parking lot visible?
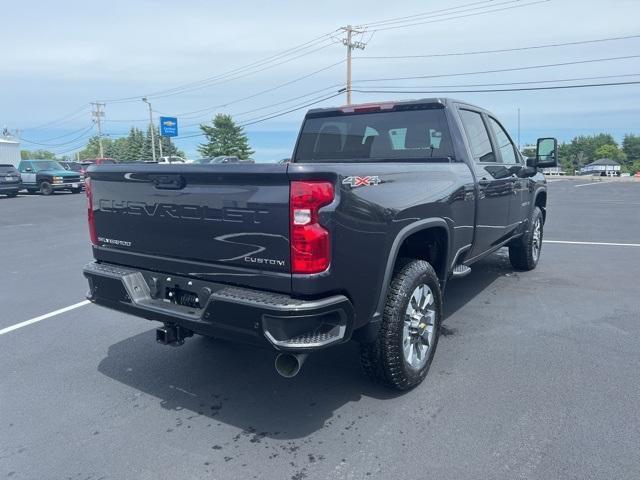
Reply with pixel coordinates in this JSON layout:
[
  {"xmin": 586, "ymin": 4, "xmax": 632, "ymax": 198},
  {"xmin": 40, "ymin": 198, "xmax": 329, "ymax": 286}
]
[{"xmin": 1, "ymin": 179, "xmax": 639, "ymax": 480}]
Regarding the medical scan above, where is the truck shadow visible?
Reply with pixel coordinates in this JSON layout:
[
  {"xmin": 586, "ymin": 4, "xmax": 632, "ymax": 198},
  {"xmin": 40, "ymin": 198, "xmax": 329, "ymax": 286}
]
[
  {"xmin": 97, "ymin": 250, "xmax": 513, "ymax": 440},
  {"xmin": 97, "ymin": 331, "xmax": 397, "ymax": 440}
]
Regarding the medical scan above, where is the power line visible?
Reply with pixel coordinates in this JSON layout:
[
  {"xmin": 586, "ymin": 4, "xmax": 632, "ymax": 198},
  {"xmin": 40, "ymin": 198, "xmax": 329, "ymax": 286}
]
[
  {"xmin": 21, "ymin": 106, "xmax": 90, "ymax": 131},
  {"xmin": 18, "ymin": 124, "xmax": 97, "ymax": 144},
  {"xmin": 164, "ymin": 60, "xmax": 345, "ymax": 120},
  {"xmin": 355, "ymin": 33, "xmax": 640, "ymax": 59},
  {"xmin": 353, "ymin": 54, "xmax": 640, "ymax": 83},
  {"xmin": 356, "ymin": 0, "xmax": 498, "ymax": 27},
  {"xmin": 101, "ymin": 34, "xmax": 339, "ymax": 103},
  {"xmin": 174, "ymin": 91, "xmax": 344, "ymax": 140},
  {"xmin": 353, "ymin": 73, "xmax": 640, "ymax": 90},
  {"xmin": 178, "ymin": 86, "xmax": 342, "ymax": 129},
  {"xmin": 98, "ymin": 2, "xmax": 546, "ymax": 105},
  {"xmin": 368, "ymin": 0, "xmax": 550, "ymax": 32},
  {"xmin": 351, "ymin": 80, "xmax": 640, "ymax": 94},
  {"xmin": 18, "ymin": 125, "xmax": 95, "ymax": 148}
]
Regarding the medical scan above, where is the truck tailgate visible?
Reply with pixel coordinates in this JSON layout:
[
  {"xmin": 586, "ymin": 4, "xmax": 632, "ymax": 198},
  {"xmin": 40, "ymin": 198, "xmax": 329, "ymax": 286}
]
[{"xmin": 88, "ymin": 164, "xmax": 292, "ymax": 293}]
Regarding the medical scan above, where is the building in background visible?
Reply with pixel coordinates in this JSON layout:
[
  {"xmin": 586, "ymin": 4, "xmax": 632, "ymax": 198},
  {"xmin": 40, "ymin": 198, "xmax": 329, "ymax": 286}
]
[
  {"xmin": 580, "ymin": 158, "xmax": 621, "ymax": 176},
  {"xmin": 0, "ymin": 137, "xmax": 21, "ymax": 167}
]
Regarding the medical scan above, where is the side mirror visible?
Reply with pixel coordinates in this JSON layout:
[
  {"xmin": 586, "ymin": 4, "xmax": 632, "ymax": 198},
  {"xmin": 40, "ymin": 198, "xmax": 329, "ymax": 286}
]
[{"xmin": 535, "ymin": 137, "xmax": 558, "ymax": 168}]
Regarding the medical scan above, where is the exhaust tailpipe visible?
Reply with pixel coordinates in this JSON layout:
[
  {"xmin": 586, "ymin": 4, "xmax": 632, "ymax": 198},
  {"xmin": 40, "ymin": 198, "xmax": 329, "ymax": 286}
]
[{"xmin": 274, "ymin": 353, "xmax": 308, "ymax": 378}]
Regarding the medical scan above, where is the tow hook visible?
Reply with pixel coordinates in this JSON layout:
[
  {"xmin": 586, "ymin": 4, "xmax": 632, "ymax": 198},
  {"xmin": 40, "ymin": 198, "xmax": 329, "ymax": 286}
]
[{"xmin": 156, "ymin": 324, "xmax": 193, "ymax": 346}]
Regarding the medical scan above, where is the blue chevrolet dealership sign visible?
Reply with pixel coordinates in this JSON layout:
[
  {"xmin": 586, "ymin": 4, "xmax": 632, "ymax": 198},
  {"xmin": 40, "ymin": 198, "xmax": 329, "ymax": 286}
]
[{"xmin": 160, "ymin": 116, "xmax": 178, "ymax": 137}]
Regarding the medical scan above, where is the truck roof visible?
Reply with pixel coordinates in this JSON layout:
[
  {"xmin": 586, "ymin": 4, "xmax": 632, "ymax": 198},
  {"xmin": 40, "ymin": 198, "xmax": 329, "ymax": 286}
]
[{"xmin": 306, "ymin": 97, "xmax": 485, "ymax": 115}]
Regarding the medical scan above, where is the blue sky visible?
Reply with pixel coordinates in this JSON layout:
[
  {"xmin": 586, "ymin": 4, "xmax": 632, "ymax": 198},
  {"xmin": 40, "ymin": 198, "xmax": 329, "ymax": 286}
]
[{"xmin": 2, "ymin": 0, "xmax": 640, "ymax": 161}]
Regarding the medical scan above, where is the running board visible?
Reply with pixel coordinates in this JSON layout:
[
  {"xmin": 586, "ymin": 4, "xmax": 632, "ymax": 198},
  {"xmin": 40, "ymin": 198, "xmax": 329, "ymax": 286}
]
[{"xmin": 451, "ymin": 265, "xmax": 471, "ymax": 278}]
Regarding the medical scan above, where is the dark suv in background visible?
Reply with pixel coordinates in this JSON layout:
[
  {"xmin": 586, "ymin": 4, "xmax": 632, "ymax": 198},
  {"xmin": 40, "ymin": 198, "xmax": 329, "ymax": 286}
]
[{"xmin": 0, "ymin": 164, "xmax": 22, "ymax": 197}]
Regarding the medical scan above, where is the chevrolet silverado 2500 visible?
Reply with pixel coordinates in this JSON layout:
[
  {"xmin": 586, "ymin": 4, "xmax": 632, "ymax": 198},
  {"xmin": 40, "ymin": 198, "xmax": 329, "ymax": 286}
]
[{"xmin": 83, "ymin": 98, "xmax": 557, "ymax": 390}]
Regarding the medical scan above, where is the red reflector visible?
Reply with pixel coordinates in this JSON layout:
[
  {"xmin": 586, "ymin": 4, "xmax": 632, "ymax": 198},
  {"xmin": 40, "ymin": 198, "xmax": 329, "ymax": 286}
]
[
  {"xmin": 290, "ymin": 181, "xmax": 334, "ymax": 274},
  {"xmin": 85, "ymin": 177, "xmax": 98, "ymax": 245}
]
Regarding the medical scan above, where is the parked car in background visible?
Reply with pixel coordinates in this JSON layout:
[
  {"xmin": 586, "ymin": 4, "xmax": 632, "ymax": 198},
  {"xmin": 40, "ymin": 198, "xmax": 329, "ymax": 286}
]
[
  {"xmin": 0, "ymin": 164, "xmax": 22, "ymax": 197},
  {"xmin": 158, "ymin": 156, "xmax": 187, "ymax": 164},
  {"xmin": 18, "ymin": 160, "xmax": 82, "ymax": 195},
  {"xmin": 59, "ymin": 161, "xmax": 87, "ymax": 184}
]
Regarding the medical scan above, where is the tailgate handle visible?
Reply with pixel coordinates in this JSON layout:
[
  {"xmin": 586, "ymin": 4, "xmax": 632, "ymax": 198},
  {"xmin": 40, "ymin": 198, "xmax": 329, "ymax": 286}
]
[{"xmin": 149, "ymin": 174, "xmax": 185, "ymax": 190}]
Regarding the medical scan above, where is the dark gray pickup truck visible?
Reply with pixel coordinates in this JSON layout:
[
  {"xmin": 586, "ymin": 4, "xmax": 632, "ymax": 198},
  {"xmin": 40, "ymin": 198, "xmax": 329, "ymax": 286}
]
[{"xmin": 83, "ymin": 98, "xmax": 557, "ymax": 390}]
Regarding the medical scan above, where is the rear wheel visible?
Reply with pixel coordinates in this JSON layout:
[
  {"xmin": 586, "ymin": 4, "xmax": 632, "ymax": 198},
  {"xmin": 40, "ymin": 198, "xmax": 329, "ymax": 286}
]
[
  {"xmin": 39, "ymin": 181, "xmax": 53, "ymax": 196},
  {"xmin": 6, "ymin": 192, "xmax": 18, "ymax": 198},
  {"xmin": 509, "ymin": 206, "xmax": 543, "ymax": 270},
  {"xmin": 360, "ymin": 259, "xmax": 442, "ymax": 390}
]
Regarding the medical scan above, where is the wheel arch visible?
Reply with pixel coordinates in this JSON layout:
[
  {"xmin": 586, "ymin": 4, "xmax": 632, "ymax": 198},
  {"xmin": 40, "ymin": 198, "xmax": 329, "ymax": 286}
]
[
  {"xmin": 533, "ymin": 188, "xmax": 547, "ymax": 223},
  {"xmin": 355, "ymin": 218, "xmax": 450, "ymax": 344},
  {"xmin": 375, "ymin": 218, "xmax": 450, "ymax": 318}
]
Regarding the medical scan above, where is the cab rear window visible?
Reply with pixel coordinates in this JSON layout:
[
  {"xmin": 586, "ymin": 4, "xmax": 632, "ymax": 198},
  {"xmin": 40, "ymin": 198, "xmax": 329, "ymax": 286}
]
[{"xmin": 294, "ymin": 106, "xmax": 454, "ymax": 163}]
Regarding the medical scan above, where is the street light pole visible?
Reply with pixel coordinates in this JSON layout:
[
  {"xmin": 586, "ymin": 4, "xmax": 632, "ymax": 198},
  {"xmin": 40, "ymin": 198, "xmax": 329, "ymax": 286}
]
[{"xmin": 142, "ymin": 97, "xmax": 156, "ymax": 162}]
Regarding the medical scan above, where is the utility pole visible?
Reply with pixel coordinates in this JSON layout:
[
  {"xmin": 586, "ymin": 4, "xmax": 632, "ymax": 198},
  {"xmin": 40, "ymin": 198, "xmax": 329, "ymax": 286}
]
[
  {"xmin": 142, "ymin": 97, "xmax": 156, "ymax": 161},
  {"xmin": 340, "ymin": 25, "xmax": 367, "ymax": 105},
  {"xmin": 517, "ymin": 107, "xmax": 521, "ymax": 150},
  {"xmin": 91, "ymin": 102, "xmax": 105, "ymax": 158}
]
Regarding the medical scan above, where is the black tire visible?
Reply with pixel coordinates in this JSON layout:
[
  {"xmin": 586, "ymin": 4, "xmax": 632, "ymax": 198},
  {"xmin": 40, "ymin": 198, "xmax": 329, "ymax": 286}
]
[
  {"xmin": 71, "ymin": 187, "xmax": 82, "ymax": 194},
  {"xmin": 509, "ymin": 206, "xmax": 543, "ymax": 271},
  {"xmin": 360, "ymin": 259, "xmax": 442, "ymax": 390},
  {"xmin": 6, "ymin": 192, "xmax": 18, "ymax": 198},
  {"xmin": 39, "ymin": 182, "xmax": 53, "ymax": 196}
]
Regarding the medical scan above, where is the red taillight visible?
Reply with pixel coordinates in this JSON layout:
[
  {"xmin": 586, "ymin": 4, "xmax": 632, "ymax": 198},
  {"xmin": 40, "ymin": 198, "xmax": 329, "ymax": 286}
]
[
  {"xmin": 290, "ymin": 181, "xmax": 334, "ymax": 274},
  {"xmin": 85, "ymin": 177, "xmax": 98, "ymax": 245}
]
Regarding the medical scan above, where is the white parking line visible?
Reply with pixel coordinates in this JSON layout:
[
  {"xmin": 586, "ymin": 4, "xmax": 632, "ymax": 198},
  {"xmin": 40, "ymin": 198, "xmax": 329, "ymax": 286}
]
[
  {"xmin": 0, "ymin": 300, "xmax": 90, "ymax": 336},
  {"xmin": 545, "ymin": 240, "xmax": 640, "ymax": 247},
  {"xmin": 574, "ymin": 181, "xmax": 614, "ymax": 188}
]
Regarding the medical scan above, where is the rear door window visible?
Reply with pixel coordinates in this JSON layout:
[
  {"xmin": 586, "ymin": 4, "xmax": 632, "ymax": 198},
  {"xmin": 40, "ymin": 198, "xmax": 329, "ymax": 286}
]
[{"xmin": 459, "ymin": 109, "xmax": 496, "ymax": 163}]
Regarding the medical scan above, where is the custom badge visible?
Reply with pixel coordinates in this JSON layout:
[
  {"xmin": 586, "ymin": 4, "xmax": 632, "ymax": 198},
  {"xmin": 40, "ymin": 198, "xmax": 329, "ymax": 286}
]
[{"xmin": 342, "ymin": 176, "xmax": 382, "ymax": 188}]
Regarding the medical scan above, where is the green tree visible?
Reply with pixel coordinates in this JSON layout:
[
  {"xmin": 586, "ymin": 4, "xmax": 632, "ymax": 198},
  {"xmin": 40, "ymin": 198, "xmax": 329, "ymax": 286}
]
[
  {"xmin": 622, "ymin": 134, "xmax": 640, "ymax": 164},
  {"xmin": 20, "ymin": 149, "xmax": 56, "ymax": 160},
  {"xmin": 558, "ymin": 133, "xmax": 616, "ymax": 165},
  {"xmin": 594, "ymin": 143, "xmax": 627, "ymax": 163},
  {"xmin": 77, "ymin": 135, "xmax": 114, "ymax": 161},
  {"xmin": 120, "ymin": 127, "xmax": 145, "ymax": 162},
  {"xmin": 198, "ymin": 114, "xmax": 254, "ymax": 159}
]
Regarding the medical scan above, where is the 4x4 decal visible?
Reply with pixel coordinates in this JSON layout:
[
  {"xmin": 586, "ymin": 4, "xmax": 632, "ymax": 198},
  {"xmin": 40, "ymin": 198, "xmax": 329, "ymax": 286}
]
[{"xmin": 342, "ymin": 176, "xmax": 382, "ymax": 188}]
